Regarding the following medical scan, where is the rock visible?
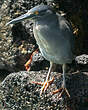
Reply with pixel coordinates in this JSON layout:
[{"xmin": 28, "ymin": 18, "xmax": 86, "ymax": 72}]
[
  {"xmin": 75, "ymin": 54, "xmax": 88, "ymax": 72},
  {"xmin": 0, "ymin": 71, "xmax": 88, "ymax": 110},
  {"xmin": 30, "ymin": 51, "xmax": 50, "ymax": 71},
  {"xmin": 0, "ymin": 0, "xmax": 47, "ymax": 73},
  {"xmin": 76, "ymin": 54, "xmax": 88, "ymax": 65}
]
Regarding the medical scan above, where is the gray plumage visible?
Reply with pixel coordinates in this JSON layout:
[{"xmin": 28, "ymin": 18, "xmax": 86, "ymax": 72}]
[
  {"xmin": 33, "ymin": 11, "xmax": 74, "ymax": 64},
  {"xmin": 7, "ymin": 5, "xmax": 75, "ymax": 96}
]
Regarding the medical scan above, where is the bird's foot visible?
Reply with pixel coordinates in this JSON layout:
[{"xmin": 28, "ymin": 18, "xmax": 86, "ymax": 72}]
[
  {"xmin": 32, "ymin": 77, "xmax": 54, "ymax": 96},
  {"xmin": 52, "ymin": 87, "xmax": 70, "ymax": 98},
  {"xmin": 24, "ymin": 48, "xmax": 38, "ymax": 71}
]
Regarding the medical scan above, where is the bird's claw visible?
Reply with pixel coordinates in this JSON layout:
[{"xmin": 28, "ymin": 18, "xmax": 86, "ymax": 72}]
[
  {"xmin": 52, "ymin": 87, "xmax": 70, "ymax": 98},
  {"xmin": 32, "ymin": 77, "xmax": 55, "ymax": 96}
]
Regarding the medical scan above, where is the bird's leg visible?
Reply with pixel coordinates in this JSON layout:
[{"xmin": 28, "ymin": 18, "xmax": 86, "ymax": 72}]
[
  {"xmin": 61, "ymin": 64, "xmax": 70, "ymax": 97},
  {"xmin": 40, "ymin": 62, "xmax": 54, "ymax": 95},
  {"xmin": 53, "ymin": 64, "xmax": 70, "ymax": 98},
  {"xmin": 62, "ymin": 64, "xmax": 66, "ymax": 88},
  {"xmin": 24, "ymin": 48, "xmax": 39, "ymax": 71},
  {"xmin": 32, "ymin": 62, "xmax": 55, "ymax": 95}
]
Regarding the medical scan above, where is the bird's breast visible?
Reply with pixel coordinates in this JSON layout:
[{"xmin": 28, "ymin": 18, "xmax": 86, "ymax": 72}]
[
  {"xmin": 33, "ymin": 22, "xmax": 51, "ymax": 49},
  {"xmin": 33, "ymin": 20, "xmax": 74, "ymax": 64}
]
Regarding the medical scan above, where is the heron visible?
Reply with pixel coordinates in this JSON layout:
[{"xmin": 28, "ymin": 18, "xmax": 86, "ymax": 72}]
[{"xmin": 6, "ymin": 4, "xmax": 75, "ymax": 97}]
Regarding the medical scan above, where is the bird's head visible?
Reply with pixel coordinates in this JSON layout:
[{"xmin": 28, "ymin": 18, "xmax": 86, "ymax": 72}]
[{"xmin": 6, "ymin": 5, "xmax": 55, "ymax": 25}]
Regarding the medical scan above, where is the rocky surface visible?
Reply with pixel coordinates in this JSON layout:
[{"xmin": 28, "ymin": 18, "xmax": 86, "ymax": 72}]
[
  {"xmin": 0, "ymin": 0, "xmax": 47, "ymax": 73},
  {"xmin": 0, "ymin": 71, "xmax": 88, "ymax": 110},
  {"xmin": 76, "ymin": 54, "xmax": 88, "ymax": 65}
]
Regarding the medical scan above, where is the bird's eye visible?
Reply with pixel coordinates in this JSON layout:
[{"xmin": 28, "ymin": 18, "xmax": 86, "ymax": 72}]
[{"xmin": 34, "ymin": 11, "xmax": 39, "ymax": 15}]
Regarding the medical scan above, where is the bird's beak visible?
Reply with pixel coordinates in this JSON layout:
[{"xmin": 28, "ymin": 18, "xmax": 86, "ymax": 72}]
[{"xmin": 6, "ymin": 12, "xmax": 34, "ymax": 26}]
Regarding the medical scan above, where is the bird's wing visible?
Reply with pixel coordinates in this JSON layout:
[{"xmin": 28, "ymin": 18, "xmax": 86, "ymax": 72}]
[
  {"xmin": 56, "ymin": 12, "xmax": 75, "ymax": 55},
  {"xmin": 56, "ymin": 12, "xmax": 73, "ymax": 32}
]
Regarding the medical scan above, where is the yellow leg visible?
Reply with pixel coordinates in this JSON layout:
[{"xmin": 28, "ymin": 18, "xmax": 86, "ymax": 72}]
[
  {"xmin": 32, "ymin": 62, "xmax": 54, "ymax": 95},
  {"xmin": 24, "ymin": 48, "xmax": 38, "ymax": 71}
]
